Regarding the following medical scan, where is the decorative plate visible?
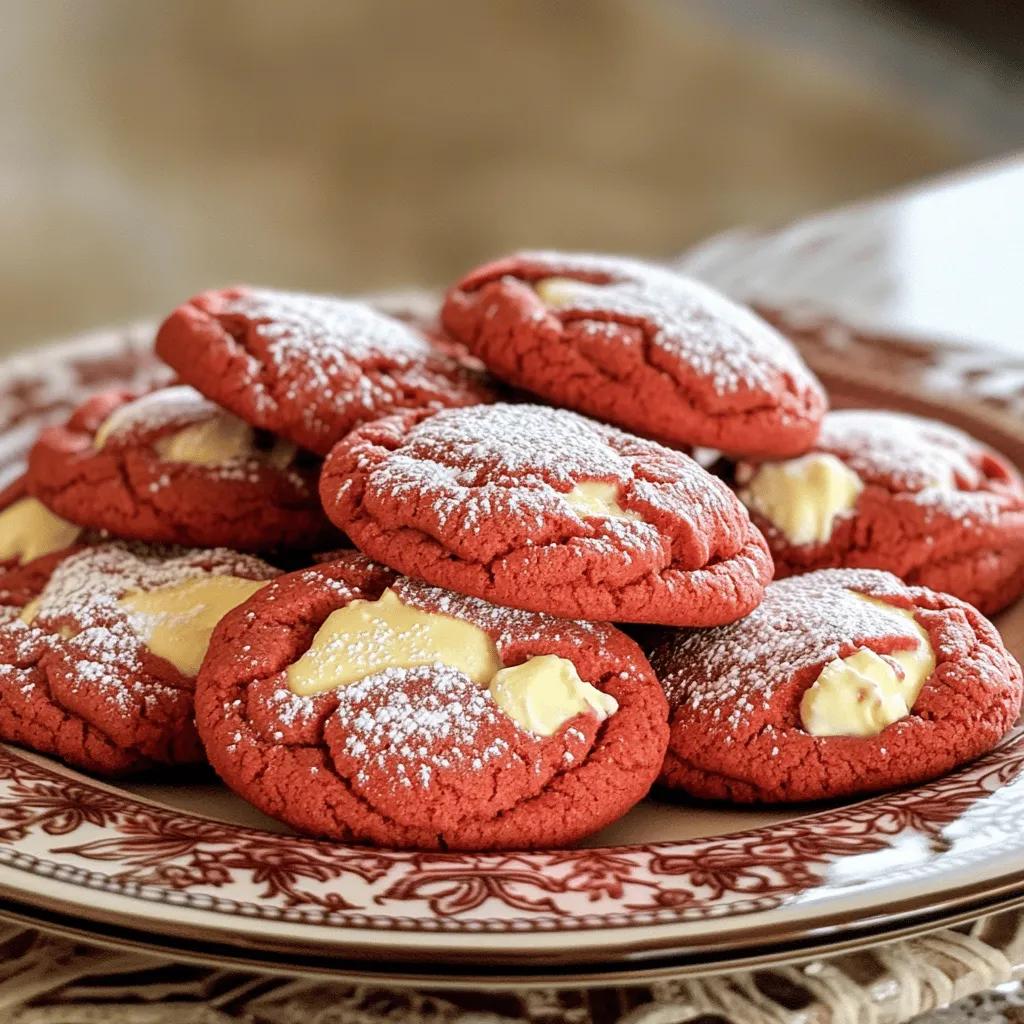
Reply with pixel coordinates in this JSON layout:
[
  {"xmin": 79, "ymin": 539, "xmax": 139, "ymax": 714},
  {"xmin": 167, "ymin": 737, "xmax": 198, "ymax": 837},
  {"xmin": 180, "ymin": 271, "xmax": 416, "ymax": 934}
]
[{"xmin": 1, "ymin": 326, "xmax": 1024, "ymax": 983}]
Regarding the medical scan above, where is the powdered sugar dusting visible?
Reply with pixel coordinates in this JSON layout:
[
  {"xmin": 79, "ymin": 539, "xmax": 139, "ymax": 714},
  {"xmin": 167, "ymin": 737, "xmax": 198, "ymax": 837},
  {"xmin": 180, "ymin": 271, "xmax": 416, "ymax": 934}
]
[
  {"xmin": 98, "ymin": 386, "xmax": 223, "ymax": 446},
  {"xmin": 406, "ymin": 403, "xmax": 633, "ymax": 484},
  {"xmin": 821, "ymin": 411, "xmax": 991, "ymax": 491},
  {"xmin": 31, "ymin": 544, "xmax": 277, "ymax": 626},
  {"xmin": 267, "ymin": 684, "xmax": 319, "ymax": 728},
  {"xmin": 214, "ymin": 289, "xmax": 483, "ymax": 437},
  {"xmin": 516, "ymin": 251, "xmax": 816, "ymax": 395},
  {"xmin": 224, "ymin": 289, "xmax": 430, "ymax": 366},
  {"xmin": 359, "ymin": 403, "xmax": 727, "ymax": 549},
  {"xmin": 653, "ymin": 568, "xmax": 922, "ymax": 726},
  {"xmin": 23, "ymin": 543, "xmax": 279, "ymax": 707},
  {"xmin": 96, "ymin": 384, "xmax": 305, "ymax": 489},
  {"xmin": 391, "ymin": 575, "xmax": 612, "ymax": 653},
  {"xmin": 336, "ymin": 665, "xmax": 520, "ymax": 790},
  {"xmin": 816, "ymin": 410, "xmax": 1016, "ymax": 525}
]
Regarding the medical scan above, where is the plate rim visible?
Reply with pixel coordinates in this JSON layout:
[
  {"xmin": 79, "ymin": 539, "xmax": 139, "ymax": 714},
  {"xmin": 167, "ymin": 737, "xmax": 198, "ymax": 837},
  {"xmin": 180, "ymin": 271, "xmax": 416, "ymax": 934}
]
[
  {"xmin": 4, "ymin": 731, "xmax": 1024, "ymax": 963},
  {"xmin": 3, "ymin": 883, "xmax": 1024, "ymax": 990}
]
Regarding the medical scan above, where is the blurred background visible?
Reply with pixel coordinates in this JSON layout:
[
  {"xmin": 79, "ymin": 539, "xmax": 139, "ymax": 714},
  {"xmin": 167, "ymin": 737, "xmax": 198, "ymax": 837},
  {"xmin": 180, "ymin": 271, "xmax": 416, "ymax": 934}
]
[{"xmin": 2, "ymin": 0, "xmax": 1022, "ymax": 355}]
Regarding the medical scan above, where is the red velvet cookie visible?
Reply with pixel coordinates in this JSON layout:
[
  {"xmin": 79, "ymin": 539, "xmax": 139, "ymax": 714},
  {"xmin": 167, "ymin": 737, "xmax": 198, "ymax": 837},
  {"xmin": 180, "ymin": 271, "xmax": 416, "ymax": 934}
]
[
  {"xmin": 196, "ymin": 553, "xmax": 669, "ymax": 849},
  {"xmin": 319, "ymin": 403, "xmax": 773, "ymax": 625},
  {"xmin": 0, "ymin": 474, "xmax": 84, "ymax": 596},
  {"xmin": 734, "ymin": 410, "xmax": 1024, "ymax": 615},
  {"xmin": 155, "ymin": 287, "xmax": 495, "ymax": 456},
  {"xmin": 0, "ymin": 542, "xmax": 279, "ymax": 775},
  {"xmin": 27, "ymin": 385, "xmax": 341, "ymax": 552},
  {"xmin": 441, "ymin": 251, "xmax": 826, "ymax": 457},
  {"xmin": 653, "ymin": 568, "xmax": 1023, "ymax": 803}
]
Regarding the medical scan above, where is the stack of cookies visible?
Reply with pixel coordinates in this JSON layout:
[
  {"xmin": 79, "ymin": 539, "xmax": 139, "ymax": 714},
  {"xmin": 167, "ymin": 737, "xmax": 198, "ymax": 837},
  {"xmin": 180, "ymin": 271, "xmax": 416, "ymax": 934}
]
[{"xmin": 2, "ymin": 252, "xmax": 1023, "ymax": 850}]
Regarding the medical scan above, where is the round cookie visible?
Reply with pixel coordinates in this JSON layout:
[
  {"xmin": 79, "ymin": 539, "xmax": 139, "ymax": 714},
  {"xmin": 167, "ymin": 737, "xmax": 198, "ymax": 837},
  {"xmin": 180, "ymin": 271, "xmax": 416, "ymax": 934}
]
[
  {"xmin": 0, "ymin": 474, "xmax": 84, "ymax": 597},
  {"xmin": 319, "ymin": 403, "xmax": 773, "ymax": 626},
  {"xmin": 196, "ymin": 553, "xmax": 669, "ymax": 849},
  {"xmin": 27, "ymin": 385, "xmax": 341, "ymax": 552},
  {"xmin": 652, "ymin": 568, "xmax": 1023, "ymax": 803},
  {"xmin": 155, "ymin": 286, "xmax": 496, "ymax": 457},
  {"xmin": 734, "ymin": 410, "xmax": 1024, "ymax": 614},
  {"xmin": 0, "ymin": 542, "xmax": 279, "ymax": 775},
  {"xmin": 441, "ymin": 251, "xmax": 826, "ymax": 457}
]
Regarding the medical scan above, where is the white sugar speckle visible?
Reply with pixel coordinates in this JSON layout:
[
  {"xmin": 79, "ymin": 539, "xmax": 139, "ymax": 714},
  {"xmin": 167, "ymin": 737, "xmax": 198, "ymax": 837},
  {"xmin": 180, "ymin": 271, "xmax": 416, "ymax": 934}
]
[
  {"xmin": 204, "ymin": 288, "xmax": 487, "ymax": 439},
  {"xmin": 354, "ymin": 402, "xmax": 740, "ymax": 564},
  {"xmin": 653, "ymin": 568, "xmax": 924, "ymax": 729},
  {"xmin": 14, "ymin": 543, "xmax": 278, "ymax": 708},
  {"xmin": 811, "ymin": 410, "xmax": 1012, "ymax": 526},
  {"xmin": 333, "ymin": 665, "xmax": 526, "ymax": 792},
  {"xmin": 514, "ymin": 251, "xmax": 816, "ymax": 395}
]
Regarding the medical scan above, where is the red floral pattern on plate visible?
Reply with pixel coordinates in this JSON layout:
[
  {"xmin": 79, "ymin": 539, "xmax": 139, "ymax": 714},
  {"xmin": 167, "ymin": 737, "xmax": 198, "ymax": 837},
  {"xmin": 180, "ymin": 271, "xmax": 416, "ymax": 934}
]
[{"xmin": 0, "ymin": 734, "xmax": 1021, "ymax": 930}]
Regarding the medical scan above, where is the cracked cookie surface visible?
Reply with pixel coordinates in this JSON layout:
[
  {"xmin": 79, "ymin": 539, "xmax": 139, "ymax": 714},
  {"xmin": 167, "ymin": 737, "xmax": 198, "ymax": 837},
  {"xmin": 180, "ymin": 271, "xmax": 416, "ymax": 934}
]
[
  {"xmin": 0, "ymin": 542, "xmax": 279, "ymax": 775},
  {"xmin": 652, "ymin": 568, "xmax": 1023, "ymax": 803},
  {"xmin": 196, "ymin": 552, "xmax": 669, "ymax": 850},
  {"xmin": 441, "ymin": 251, "xmax": 826, "ymax": 457},
  {"xmin": 319, "ymin": 403, "xmax": 773, "ymax": 625},
  {"xmin": 735, "ymin": 411, "xmax": 1024, "ymax": 615},
  {"xmin": 27, "ymin": 385, "xmax": 340, "ymax": 552},
  {"xmin": 155, "ymin": 287, "xmax": 496, "ymax": 456}
]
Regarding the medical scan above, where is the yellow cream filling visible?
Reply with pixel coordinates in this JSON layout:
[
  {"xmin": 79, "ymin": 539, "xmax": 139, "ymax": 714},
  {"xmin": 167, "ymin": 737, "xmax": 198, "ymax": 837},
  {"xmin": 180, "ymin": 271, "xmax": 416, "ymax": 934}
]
[
  {"xmin": 153, "ymin": 416, "xmax": 253, "ymax": 466},
  {"xmin": 118, "ymin": 575, "xmax": 270, "ymax": 676},
  {"xmin": 0, "ymin": 498, "xmax": 81, "ymax": 564},
  {"xmin": 535, "ymin": 276, "xmax": 589, "ymax": 307},
  {"xmin": 286, "ymin": 589, "xmax": 503, "ymax": 696},
  {"xmin": 800, "ymin": 594, "xmax": 936, "ymax": 737},
  {"xmin": 96, "ymin": 393, "xmax": 295, "ymax": 468},
  {"xmin": 489, "ymin": 655, "xmax": 618, "ymax": 736},
  {"xmin": 740, "ymin": 453, "xmax": 864, "ymax": 546},
  {"xmin": 285, "ymin": 589, "xmax": 616, "ymax": 735},
  {"xmin": 564, "ymin": 481, "xmax": 640, "ymax": 522}
]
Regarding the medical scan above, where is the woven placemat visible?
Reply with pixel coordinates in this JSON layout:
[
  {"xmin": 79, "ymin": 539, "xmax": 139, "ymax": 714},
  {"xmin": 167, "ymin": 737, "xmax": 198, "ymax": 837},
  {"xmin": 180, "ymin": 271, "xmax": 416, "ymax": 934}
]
[{"xmin": 0, "ymin": 910, "xmax": 1023, "ymax": 1023}]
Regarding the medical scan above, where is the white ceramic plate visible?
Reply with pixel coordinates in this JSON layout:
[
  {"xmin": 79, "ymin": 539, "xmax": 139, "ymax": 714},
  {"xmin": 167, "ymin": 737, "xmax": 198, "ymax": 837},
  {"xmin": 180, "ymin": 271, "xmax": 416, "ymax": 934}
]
[{"xmin": 1, "ymin": 328, "xmax": 1023, "ymax": 982}]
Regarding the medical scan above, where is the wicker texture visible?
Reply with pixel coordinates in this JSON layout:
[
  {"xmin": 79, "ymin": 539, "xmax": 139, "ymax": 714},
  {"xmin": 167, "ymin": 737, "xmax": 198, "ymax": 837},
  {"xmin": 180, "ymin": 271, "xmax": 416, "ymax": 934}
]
[{"xmin": 0, "ymin": 912, "xmax": 1022, "ymax": 1022}]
